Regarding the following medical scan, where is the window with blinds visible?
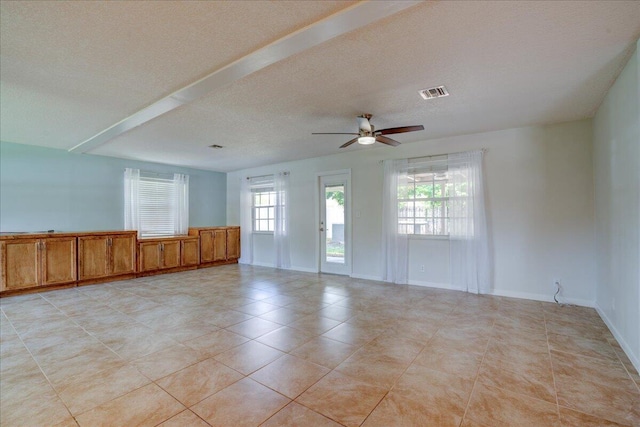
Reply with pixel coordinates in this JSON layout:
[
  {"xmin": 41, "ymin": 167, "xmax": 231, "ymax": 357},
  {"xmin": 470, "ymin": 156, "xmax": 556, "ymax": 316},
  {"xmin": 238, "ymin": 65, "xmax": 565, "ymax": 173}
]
[{"xmin": 138, "ymin": 175, "xmax": 177, "ymax": 236}]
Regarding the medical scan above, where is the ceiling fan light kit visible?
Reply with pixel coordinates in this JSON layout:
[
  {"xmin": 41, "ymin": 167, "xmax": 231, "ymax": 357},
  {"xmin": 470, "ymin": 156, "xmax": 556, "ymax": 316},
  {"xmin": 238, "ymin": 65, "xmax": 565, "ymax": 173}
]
[
  {"xmin": 357, "ymin": 136, "xmax": 376, "ymax": 145},
  {"xmin": 313, "ymin": 114, "xmax": 424, "ymax": 149}
]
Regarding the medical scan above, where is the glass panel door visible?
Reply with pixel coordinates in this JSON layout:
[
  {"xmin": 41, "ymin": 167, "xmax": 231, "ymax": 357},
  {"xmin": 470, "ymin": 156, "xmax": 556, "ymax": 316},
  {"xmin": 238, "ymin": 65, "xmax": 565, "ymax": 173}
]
[{"xmin": 320, "ymin": 173, "xmax": 350, "ymax": 275}]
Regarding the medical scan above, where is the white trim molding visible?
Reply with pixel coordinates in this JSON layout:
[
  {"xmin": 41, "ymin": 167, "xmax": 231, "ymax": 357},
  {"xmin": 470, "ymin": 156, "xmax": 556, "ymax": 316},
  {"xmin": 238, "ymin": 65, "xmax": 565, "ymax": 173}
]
[{"xmin": 596, "ymin": 303, "xmax": 640, "ymax": 374}]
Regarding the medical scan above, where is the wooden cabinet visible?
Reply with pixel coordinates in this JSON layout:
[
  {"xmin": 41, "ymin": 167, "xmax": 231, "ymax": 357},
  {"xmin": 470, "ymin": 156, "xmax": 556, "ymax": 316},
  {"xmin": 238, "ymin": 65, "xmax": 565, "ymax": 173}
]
[
  {"xmin": 199, "ymin": 230, "xmax": 215, "ymax": 263},
  {"xmin": 138, "ymin": 236, "xmax": 198, "ymax": 274},
  {"xmin": 139, "ymin": 241, "xmax": 161, "ymax": 272},
  {"xmin": 111, "ymin": 234, "xmax": 137, "ymax": 276},
  {"xmin": 213, "ymin": 229, "xmax": 228, "ymax": 261},
  {"xmin": 78, "ymin": 232, "xmax": 136, "ymax": 281},
  {"xmin": 0, "ymin": 228, "xmax": 236, "ymax": 296},
  {"xmin": 1, "ymin": 236, "xmax": 76, "ymax": 292},
  {"xmin": 181, "ymin": 239, "xmax": 200, "ymax": 267},
  {"xmin": 189, "ymin": 226, "xmax": 240, "ymax": 265},
  {"xmin": 226, "ymin": 227, "xmax": 240, "ymax": 260}
]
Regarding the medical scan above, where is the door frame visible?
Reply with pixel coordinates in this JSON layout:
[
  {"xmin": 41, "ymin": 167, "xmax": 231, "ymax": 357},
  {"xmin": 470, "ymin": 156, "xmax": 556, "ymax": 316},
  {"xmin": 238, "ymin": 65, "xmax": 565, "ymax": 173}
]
[{"xmin": 316, "ymin": 169, "xmax": 352, "ymax": 275}]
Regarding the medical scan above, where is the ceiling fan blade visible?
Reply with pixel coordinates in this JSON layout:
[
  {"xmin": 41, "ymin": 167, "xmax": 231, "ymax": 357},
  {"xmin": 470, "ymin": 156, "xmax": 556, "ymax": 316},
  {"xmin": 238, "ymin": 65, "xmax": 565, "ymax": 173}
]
[
  {"xmin": 376, "ymin": 125, "xmax": 424, "ymax": 135},
  {"xmin": 312, "ymin": 132, "xmax": 359, "ymax": 135},
  {"xmin": 356, "ymin": 116, "xmax": 372, "ymax": 132},
  {"xmin": 339, "ymin": 137, "xmax": 359, "ymax": 148},
  {"xmin": 376, "ymin": 135, "xmax": 400, "ymax": 147}
]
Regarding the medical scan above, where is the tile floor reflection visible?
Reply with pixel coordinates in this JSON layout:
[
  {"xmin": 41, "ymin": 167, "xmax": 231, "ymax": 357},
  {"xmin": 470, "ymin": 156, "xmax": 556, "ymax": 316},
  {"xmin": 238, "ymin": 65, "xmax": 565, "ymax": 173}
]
[{"xmin": 1, "ymin": 265, "xmax": 638, "ymax": 426}]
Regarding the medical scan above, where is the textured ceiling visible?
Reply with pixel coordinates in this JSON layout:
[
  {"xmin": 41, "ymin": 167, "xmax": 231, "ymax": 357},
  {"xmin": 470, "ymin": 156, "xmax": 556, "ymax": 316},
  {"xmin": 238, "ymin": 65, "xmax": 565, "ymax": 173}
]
[{"xmin": 1, "ymin": 1, "xmax": 639, "ymax": 172}]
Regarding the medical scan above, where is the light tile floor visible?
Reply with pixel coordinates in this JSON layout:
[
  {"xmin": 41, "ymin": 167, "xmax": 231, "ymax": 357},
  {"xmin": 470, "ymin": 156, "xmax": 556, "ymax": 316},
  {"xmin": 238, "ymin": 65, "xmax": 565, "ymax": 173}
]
[{"xmin": 1, "ymin": 265, "xmax": 639, "ymax": 426}]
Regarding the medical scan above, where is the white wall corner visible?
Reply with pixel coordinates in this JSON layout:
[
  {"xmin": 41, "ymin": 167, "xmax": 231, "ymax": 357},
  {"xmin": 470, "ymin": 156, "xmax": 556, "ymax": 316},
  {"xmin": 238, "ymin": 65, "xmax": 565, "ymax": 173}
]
[{"xmin": 595, "ymin": 303, "xmax": 640, "ymax": 375}]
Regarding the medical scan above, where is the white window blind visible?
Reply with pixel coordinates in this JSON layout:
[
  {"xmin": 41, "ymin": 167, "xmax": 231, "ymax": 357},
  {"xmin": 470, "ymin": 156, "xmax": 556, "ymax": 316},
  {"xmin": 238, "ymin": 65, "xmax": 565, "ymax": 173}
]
[
  {"xmin": 124, "ymin": 169, "xmax": 189, "ymax": 237},
  {"xmin": 139, "ymin": 175, "xmax": 176, "ymax": 236}
]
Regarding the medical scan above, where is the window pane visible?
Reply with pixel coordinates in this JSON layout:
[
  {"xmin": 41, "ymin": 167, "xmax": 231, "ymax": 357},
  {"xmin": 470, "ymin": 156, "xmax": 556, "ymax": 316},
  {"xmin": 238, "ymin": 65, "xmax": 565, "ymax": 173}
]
[
  {"xmin": 251, "ymin": 185, "xmax": 276, "ymax": 232},
  {"xmin": 395, "ymin": 168, "xmax": 461, "ymax": 236}
]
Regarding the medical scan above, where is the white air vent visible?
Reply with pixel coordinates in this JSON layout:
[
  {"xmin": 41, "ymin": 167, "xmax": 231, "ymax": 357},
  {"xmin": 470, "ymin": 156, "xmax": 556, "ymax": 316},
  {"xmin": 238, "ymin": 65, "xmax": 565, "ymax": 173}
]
[{"xmin": 419, "ymin": 85, "xmax": 449, "ymax": 100}]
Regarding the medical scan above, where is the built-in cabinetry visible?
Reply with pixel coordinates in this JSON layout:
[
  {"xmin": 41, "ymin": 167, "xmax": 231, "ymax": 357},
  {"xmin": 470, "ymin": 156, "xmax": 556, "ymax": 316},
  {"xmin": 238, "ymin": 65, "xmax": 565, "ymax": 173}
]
[
  {"xmin": 0, "ymin": 226, "xmax": 239, "ymax": 296},
  {"xmin": 137, "ymin": 235, "xmax": 199, "ymax": 275},
  {"xmin": 188, "ymin": 226, "xmax": 240, "ymax": 265},
  {"xmin": 78, "ymin": 231, "xmax": 137, "ymax": 284},
  {"xmin": 0, "ymin": 235, "xmax": 77, "ymax": 292}
]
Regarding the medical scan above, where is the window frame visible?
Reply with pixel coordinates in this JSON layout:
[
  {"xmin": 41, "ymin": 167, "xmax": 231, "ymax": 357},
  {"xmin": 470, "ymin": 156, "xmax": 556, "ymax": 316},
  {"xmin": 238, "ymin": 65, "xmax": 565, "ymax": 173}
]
[
  {"xmin": 250, "ymin": 180, "xmax": 276, "ymax": 234},
  {"xmin": 137, "ymin": 174, "xmax": 178, "ymax": 237},
  {"xmin": 397, "ymin": 166, "xmax": 453, "ymax": 238}
]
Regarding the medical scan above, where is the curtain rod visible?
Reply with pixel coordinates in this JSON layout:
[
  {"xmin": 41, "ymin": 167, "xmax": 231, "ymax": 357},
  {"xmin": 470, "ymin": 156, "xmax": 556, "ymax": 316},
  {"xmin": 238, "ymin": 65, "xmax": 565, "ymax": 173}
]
[
  {"xmin": 246, "ymin": 171, "xmax": 289, "ymax": 180},
  {"xmin": 125, "ymin": 168, "xmax": 175, "ymax": 178},
  {"xmin": 378, "ymin": 148, "xmax": 487, "ymax": 164}
]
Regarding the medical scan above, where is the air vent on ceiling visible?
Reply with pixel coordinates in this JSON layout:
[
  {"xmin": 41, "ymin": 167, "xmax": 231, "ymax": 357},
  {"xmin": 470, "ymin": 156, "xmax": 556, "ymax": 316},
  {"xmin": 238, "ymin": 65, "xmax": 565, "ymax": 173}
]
[
  {"xmin": 419, "ymin": 85, "xmax": 449, "ymax": 100},
  {"xmin": 209, "ymin": 144, "xmax": 224, "ymax": 149}
]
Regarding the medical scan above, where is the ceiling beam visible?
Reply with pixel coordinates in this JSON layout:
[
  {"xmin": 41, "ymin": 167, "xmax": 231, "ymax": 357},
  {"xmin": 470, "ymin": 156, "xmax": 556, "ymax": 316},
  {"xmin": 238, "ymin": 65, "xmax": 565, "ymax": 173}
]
[{"xmin": 69, "ymin": 0, "xmax": 423, "ymax": 154}]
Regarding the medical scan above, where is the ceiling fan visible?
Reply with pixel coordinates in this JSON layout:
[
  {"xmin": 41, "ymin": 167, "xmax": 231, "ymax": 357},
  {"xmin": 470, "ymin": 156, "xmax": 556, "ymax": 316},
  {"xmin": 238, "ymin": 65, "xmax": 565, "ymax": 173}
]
[{"xmin": 312, "ymin": 114, "xmax": 424, "ymax": 148}]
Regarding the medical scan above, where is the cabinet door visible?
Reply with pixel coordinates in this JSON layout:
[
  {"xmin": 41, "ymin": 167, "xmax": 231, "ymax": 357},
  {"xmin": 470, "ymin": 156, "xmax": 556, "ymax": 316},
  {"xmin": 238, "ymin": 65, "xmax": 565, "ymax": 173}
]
[
  {"xmin": 139, "ymin": 242, "xmax": 161, "ymax": 272},
  {"xmin": 78, "ymin": 236, "xmax": 109, "ymax": 280},
  {"xmin": 213, "ymin": 229, "xmax": 227, "ymax": 261},
  {"xmin": 200, "ymin": 230, "xmax": 215, "ymax": 263},
  {"xmin": 162, "ymin": 241, "xmax": 181, "ymax": 269},
  {"xmin": 226, "ymin": 228, "xmax": 240, "ymax": 260},
  {"xmin": 181, "ymin": 239, "xmax": 199, "ymax": 267},
  {"xmin": 0, "ymin": 239, "xmax": 40, "ymax": 291},
  {"xmin": 110, "ymin": 235, "xmax": 136, "ymax": 275},
  {"xmin": 41, "ymin": 237, "xmax": 77, "ymax": 286}
]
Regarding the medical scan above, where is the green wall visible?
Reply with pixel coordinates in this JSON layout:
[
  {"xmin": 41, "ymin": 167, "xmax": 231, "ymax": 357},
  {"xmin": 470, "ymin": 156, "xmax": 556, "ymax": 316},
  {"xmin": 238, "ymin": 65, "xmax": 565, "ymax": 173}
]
[{"xmin": 0, "ymin": 141, "xmax": 226, "ymax": 232}]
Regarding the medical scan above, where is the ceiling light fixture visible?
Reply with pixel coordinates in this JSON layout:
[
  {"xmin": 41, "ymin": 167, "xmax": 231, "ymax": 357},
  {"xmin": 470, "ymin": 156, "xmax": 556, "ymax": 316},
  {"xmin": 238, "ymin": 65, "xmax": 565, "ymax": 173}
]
[{"xmin": 358, "ymin": 136, "xmax": 376, "ymax": 145}]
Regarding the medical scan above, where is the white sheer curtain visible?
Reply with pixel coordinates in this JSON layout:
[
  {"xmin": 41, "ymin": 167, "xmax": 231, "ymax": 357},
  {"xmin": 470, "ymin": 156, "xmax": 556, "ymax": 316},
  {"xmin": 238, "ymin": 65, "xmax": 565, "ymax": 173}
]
[
  {"xmin": 239, "ymin": 177, "xmax": 253, "ymax": 265},
  {"xmin": 124, "ymin": 168, "xmax": 140, "ymax": 236},
  {"xmin": 274, "ymin": 171, "xmax": 291, "ymax": 269},
  {"xmin": 382, "ymin": 159, "xmax": 409, "ymax": 284},
  {"xmin": 173, "ymin": 173, "xmax": 189, "ymax": 235},
  {"xmin": 448, "ymin": 150, "xmax": 491, "ymax": 294},
  {"xmin": 382, "ymin": 151, "xmax": 491, "ymax": 293}
]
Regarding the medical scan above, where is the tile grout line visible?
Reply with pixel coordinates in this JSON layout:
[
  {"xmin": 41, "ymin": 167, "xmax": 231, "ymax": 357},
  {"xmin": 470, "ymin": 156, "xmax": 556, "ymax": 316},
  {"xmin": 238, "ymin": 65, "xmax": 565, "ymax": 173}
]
[
  {"xmin": 542, "ymin": 306, "xmax": 563, "ymax": 423},
  {"xmin": 355, "ymin": 330, "xmax": 436, "ymax": 426},
  {"xmin": 459, "ymin": 302, "xmax": 497, "ymax": 426},
  {"xmin": 2, "ymin": 293, "xmax": 77, "ymax": 424}
]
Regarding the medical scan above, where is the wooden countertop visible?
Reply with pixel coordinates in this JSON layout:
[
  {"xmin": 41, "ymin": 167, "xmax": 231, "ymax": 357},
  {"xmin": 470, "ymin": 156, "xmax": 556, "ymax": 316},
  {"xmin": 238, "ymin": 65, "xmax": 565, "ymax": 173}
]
[
  {"xmin": 137, "ymin": 235, "xmax": 198, "ymax": 242},
  {"xmin": 188, "ymin": 226, "xmax": 239, "ymax": 231},
  {"xmin": 0, "ymin": 230, "xmax": 137, "ymax": 240}
]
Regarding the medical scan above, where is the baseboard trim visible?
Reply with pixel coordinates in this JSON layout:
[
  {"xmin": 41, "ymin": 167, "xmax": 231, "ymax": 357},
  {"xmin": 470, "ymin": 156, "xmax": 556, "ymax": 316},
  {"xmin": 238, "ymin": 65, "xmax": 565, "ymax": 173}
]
[
  {"xmin": 407, "ymin": 279, "xmax": 464, "ymax": 291},
  {"xmin": 595, "ymin": 303, "xmax": 640, "ymax": 375},
  {"xmin": 242, "ymin": 261, "xmax": 318, "ymax": 274},
  {"xmin": 490, "ymin": 289, "xmax": 595, "ymax": 307},
  {"xmin": 289, "ymin": 266, "xmax": 318, "ymax": 273},
  {"xmin": 350, "ymin": 274, "xmax": 383, "ymax": 282}
]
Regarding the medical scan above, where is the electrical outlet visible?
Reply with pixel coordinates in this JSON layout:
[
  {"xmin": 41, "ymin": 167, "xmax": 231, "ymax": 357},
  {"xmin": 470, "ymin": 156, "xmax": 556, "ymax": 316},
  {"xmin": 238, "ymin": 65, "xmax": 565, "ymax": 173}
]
[{"xmin": 420, "ymin": 265, "xmax": 425, "ymax": 272}]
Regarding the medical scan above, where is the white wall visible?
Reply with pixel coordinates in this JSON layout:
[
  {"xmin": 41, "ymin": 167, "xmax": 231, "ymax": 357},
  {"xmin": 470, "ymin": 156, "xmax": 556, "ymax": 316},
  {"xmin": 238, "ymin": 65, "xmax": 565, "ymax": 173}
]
[
  {"xmin": 228, "ymin": 120, "xmax": 595, "ymax": 305},
  {"xmin": 593, "ymin": 40, "xmax": 639, "ymax": 371}
]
